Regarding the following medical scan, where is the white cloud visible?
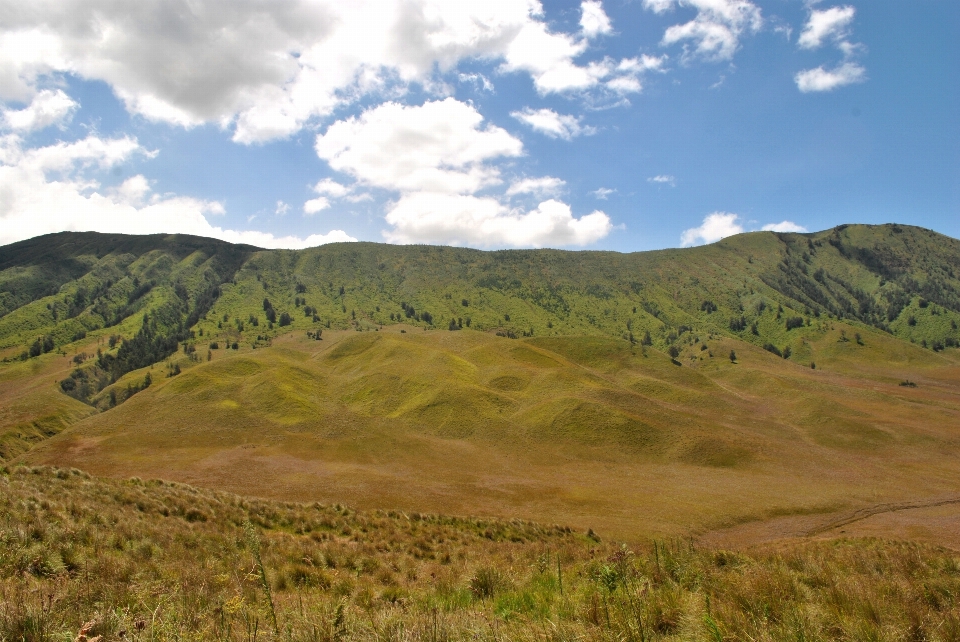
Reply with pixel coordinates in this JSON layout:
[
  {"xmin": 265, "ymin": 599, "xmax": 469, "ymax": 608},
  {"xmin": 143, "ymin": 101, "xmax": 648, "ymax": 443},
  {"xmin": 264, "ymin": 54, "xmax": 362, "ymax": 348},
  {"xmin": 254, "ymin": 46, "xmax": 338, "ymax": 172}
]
[
  {"xmin": 2, "ymin": 89, "xmax": 77, "ymax": 132},
  {"xmin": 762, "ymin": 220, "xmax": 807, "ymax": 233},
  {"xmin": 794, "ymin": 5, "xmax": 864, "ymax": 93},
  {"xmin": 316, "ymin": 98, "xmax": 522, "ymax": 194},
  {"xmin": 312, "ymin": 178, "xmax": 351, "ymax": 198},
  {"xmin": 645, "ymin": 0, "xmax": 763, "ymax": 62},
  {"xmin": 798, "ymin": 6, "xmax": 856, "ymax": 50},
  {"xmin": 795, "ymin": 62, "xmax": 865, "ymax": 92},
  {"xmin": 303, "ymin": 197, "xmax": 330, "ymax": 215},
  {"xmin": 500, "ymin": 18, "xmax": 646, "ymax": 96},
  {"xmin": 643, "ymin": 0, "xmax": 676, "ymax": 14},
  {"xmin": 506, "ymin": 176, "xmax": 565, "ymax": 197},
  {"xmin": 511, "ymin": 107, "xmax": 596, "ymax": 140},
  {"xmin": 275, "ymin": 200, "xmax": 290, "ymax": 216},
  {"xmin": 0, "ymin": 0, "xmax": 643, "ymax": 143},
  {"xmin": 0, "ymin": 134, "xmax": 354, "ymax": 248},
  {"xmin": 680, "ymin": 212, "xmax": 743, "ymax": 246},
  {"xmin": 648, "ymin": 174, "xmax": 676, "ymax": 186},
  {"xmin": 384, "ymin": 193, "xmax": 612, "ymax": 247},
  {"xmin": 590, "ymin": 187, "xmax": 616, "ymax": 199},
  {"xmin": 457, "ymin": 72, "xmax": 494, "ymax": 92},
  {"xmin": 581, "ymin": 1, "xmax": 613, "ymax": 39}
]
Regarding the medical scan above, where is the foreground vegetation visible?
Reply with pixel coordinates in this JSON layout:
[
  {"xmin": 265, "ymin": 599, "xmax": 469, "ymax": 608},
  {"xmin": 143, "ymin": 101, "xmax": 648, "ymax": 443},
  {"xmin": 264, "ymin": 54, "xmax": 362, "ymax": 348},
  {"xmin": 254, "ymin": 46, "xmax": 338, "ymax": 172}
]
[{"xmin": 3, "ymin": 466, "xmax": 960, "ymax": 642}]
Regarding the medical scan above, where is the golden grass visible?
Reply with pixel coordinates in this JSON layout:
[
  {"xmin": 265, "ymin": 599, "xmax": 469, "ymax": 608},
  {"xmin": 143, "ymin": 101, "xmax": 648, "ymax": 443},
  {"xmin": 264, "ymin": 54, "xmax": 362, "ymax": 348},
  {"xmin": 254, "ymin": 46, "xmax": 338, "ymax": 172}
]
[
  {"xmin": 17, "ymin": 323, "xmax": 960, "ymax": 543},
  {"xmin": 4, "ymin": 466, "xmax": 960, "ymax": 642}
]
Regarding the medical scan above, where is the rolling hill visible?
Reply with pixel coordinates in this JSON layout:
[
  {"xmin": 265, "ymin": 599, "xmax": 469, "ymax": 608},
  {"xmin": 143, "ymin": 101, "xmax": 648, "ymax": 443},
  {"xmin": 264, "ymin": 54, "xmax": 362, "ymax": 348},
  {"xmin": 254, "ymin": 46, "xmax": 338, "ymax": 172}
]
[{"xmin": 2, "ymin": 224, "xmax": 960, "ymax": 541}]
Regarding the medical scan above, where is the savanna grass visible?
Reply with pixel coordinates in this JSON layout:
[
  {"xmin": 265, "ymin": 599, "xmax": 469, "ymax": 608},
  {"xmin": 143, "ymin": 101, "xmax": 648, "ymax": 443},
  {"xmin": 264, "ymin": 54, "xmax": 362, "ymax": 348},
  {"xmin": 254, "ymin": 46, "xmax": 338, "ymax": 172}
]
[{"xmin": 2, "ymin": 466, "xmax": 960, "ymax": 641}]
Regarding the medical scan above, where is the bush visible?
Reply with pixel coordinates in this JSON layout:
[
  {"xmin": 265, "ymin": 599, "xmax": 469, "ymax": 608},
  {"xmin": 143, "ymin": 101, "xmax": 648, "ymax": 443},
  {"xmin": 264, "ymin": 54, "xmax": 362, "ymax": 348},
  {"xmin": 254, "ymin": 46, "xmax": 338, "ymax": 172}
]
[
  {"xmin": 700, "ymin": 300, "xmax": 717, "ymax": 313},
  {"xmin": 209, "ymin": 342, "xmax": 219, "ymax": 349},
  {"xmin": 469, "ymin": 567, "xmax": 507, "ymax": 599},
  {"xmin": 668, "ymin": 346, "xmax": 680, "ymax": 359},
  {"xmin": 729, "ymin": 317, "xmax": 747, "ymax": 332},
  {"xmin": 763, "ymin": 343, "xmax": 783, "ymax": 358},
  {"xmin": 785, "ymin": 316, "xmax": 804, "ymax": 330},
  {"xmin": 729, "ymin": 350, "xmax": 736, "ymax": 362},
  {"xmin": 278, "ymin": 312, "xmax": 292, "ymax": 327}
]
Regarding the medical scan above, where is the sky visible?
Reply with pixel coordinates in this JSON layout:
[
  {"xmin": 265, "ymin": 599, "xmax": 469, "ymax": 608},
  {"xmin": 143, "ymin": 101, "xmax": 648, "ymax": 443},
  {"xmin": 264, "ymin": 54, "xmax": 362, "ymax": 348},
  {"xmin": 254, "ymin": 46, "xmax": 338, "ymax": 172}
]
[{"xmin": 0, "ymin": 0, "xmax": 957, "ymax": 252}]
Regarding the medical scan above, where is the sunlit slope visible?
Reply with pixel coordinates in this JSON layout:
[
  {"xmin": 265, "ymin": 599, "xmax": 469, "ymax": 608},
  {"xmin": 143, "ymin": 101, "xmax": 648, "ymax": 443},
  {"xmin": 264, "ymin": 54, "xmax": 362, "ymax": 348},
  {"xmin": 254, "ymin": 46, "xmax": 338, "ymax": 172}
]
[
  {"xmin": 26, "ymin": 323, "xmax": 960, "ymax": 538},
  {"xmin": 3, "ymin": 224, "xmax": 960, "ymax": 362}
]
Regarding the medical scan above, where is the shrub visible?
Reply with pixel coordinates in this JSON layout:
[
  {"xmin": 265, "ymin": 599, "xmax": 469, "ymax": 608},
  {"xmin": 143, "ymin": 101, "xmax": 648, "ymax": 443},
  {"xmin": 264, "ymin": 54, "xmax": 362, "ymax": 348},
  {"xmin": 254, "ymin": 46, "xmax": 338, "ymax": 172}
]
[
  {"xmin": 668, "ymin": 346, "xmax": 680, "ymax": 359},
  {"xmin": 785, "ymin": 316, "xmax": 804, "ymax": 330},
  {"xmin": 729, "ymin": 317, "xmax": 747, "ymax": 332},
  {"xmin": 763, "ymin": 343, "xmax": 783, "ymax": 358},
  {"xmin": 729, "ymin": 350, "xmax": 737, "ymax": 362},
  {"xmin": 700, "ymin": 300, "xmax": 717, "ymax": 313},
  {"xmin": 278, "ymin": 312, "xmax": 292, "ymax": 327},
  {"xmin": 469, "ymin": 567, "xmax": 507, "ymax": 599}
]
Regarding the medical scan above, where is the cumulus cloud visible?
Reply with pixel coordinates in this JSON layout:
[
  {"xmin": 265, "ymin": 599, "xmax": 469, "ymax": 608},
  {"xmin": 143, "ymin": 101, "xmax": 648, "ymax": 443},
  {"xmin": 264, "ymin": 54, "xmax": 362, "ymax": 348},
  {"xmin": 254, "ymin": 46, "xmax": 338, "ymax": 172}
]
[
  {"xmin": 795, "ymin": 5, "xmax": 865, "ymax": 93},
  {"xmin": 2, "ymin": 89, "xmax": 77, "ymax": 132},
  {"xmin": 312, "ymin": 98, "xmax": 609, "ymax": 248},
  {"xmin": 581, "ymin": 1, "xmax": 613, "ymax": 39},
  {"xmin": 647, "ymin": 174, "xmax": 676, "ymax": 186},
  {"xmin": 643, "ymin": 0, "xmax": 763, "ymax": 62},
  {"xmin": 303, "ymin": 197, "xmax": 330, "ymax": 215},
  {"xmin": 511, "ymin": 107, "xmax": 595, "ymax": 140},
  {"xmin": 0, "ymin": 0, "xmax": 645, "ymax": 142},
  {"xmin": 0, "ymin": 134, "xmax": 354, "ymax": 248},
  {"xmin": 798, "ymin": 6, "xmax": 856, "ymax": 50},
  {"xmin": 762, "ymin": 220, "xmax": 807, "ymax": 233},
  {"xmin": 506, "ymin": 176, "xmax": 565, "ymax": 197},
  {"xmin": 384, "ymin": 193, "xmax": 611, "ymax": 247},
  {"xmin": 680, "ymin": 212, "xmax": 744, "ymax": 246},
  {"xmin": 795, "ymin": 62, "xmax": 865, "ymax": 92},
  {"xmin": 316, "ymin": 98, "xmax": 522, "ymax": 194}
]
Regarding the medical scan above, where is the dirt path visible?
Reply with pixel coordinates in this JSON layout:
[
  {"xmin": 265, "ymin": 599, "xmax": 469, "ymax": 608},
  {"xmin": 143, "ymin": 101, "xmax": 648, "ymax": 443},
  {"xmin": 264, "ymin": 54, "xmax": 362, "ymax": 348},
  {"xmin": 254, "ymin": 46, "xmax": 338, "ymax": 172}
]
[{"xmin": 700, "ymin": 495, "xmax": 960, "ymax": 550}]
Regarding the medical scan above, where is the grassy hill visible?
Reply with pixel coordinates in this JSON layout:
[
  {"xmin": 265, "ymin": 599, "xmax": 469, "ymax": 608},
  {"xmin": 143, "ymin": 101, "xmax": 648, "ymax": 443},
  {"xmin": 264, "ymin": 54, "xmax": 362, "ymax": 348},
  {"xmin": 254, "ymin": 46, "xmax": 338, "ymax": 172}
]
[
  {"xmin": 2, "ymin": 224, "xmax": 960, "ymax": 540},
  {"xmin": 4, "ymin": 465, "xmax": 960, "ymax": 642}
]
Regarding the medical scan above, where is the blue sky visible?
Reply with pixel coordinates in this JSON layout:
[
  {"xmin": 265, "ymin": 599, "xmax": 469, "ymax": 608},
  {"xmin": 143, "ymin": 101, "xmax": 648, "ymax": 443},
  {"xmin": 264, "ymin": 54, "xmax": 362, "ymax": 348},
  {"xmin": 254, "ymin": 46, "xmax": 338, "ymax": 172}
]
[{"xmin": 0, "ymin": 0, "xmax": 957, "ymax": 251}]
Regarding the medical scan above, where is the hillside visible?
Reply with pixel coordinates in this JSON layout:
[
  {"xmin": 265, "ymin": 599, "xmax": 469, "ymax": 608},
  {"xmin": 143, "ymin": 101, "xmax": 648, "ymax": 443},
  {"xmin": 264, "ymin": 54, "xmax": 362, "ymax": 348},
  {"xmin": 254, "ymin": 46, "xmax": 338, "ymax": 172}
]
[
  {"xmin": 2, "ymin": 225, "xmax": 960, "ymax": 540},
  {"xmin": 4, "ymin": 465, "xmax": 960, "ymax": 642}
]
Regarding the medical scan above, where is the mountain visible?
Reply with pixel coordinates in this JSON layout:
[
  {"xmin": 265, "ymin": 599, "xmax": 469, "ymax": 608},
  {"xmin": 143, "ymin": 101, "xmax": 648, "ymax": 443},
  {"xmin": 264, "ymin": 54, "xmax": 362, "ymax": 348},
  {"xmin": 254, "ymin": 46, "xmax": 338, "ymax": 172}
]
[{"xmin": 2, "ymin": 225, "xmax": 960, "ymax": 539}]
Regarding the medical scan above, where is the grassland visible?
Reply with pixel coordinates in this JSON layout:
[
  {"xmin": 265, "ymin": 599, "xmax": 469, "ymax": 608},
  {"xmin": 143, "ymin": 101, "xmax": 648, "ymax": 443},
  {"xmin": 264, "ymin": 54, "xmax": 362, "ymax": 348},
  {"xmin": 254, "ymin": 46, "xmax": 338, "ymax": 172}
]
[
  {"xmin": 3, "ymin": 226, "xmax": 960, "ymax": 639},
  {"xmin": 19, "ymin": 316, "xmax": 960, "ymax": 542},
  {"xmin": 5, "ymin": 465, "xmax": 960, "ymax": 642}
]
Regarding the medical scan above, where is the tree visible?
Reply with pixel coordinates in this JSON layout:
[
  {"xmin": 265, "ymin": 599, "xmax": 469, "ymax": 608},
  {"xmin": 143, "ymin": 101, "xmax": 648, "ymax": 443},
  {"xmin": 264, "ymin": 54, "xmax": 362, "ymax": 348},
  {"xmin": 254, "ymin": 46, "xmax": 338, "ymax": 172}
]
[
  {"xmin": 668, "ymin": 346, "xmax": 680, "ymax": 359},
  {"xmin": 641, "ymin": 330, "xmax": 652, "ymax": 346},
  {"xmin": 729, "ymin": 350, "xmax": 737, "ymax": 363},
  {"xmin": 278, "ymin": 311, "xmax": 292, "ymax": 326}
]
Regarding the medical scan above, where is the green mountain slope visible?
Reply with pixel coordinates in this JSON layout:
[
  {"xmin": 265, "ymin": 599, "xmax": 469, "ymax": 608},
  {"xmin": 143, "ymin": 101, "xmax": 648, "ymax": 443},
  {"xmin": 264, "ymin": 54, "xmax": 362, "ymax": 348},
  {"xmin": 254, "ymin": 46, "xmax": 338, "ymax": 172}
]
[{"xmin": 3, "ymin": 225, "xmax": 959, "ymax": 362}]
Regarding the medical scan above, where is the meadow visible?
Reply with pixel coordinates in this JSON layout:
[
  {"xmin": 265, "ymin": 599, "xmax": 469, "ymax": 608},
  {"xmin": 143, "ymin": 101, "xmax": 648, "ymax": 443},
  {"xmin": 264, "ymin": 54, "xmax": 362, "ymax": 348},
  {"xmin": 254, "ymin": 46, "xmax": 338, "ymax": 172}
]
[{"xmin": 4, "ymin": 465, "xmax": 960, "ymax": 642}]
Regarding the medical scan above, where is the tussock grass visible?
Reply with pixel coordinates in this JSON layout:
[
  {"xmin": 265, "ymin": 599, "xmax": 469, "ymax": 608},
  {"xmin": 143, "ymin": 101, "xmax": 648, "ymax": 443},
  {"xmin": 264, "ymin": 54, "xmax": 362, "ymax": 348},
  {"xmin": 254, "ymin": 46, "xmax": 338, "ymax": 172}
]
[{"xmin": 3, "ymin": 466, "xmax": 960, "ymax": 641}]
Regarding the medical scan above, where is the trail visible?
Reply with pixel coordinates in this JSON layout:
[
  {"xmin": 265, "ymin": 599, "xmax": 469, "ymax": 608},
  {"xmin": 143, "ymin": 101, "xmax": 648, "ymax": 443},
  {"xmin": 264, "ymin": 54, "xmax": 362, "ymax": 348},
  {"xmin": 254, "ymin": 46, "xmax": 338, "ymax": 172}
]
[{"xmin": 804, "ymin": 495, "xmax": 960, "ymax": 537}]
